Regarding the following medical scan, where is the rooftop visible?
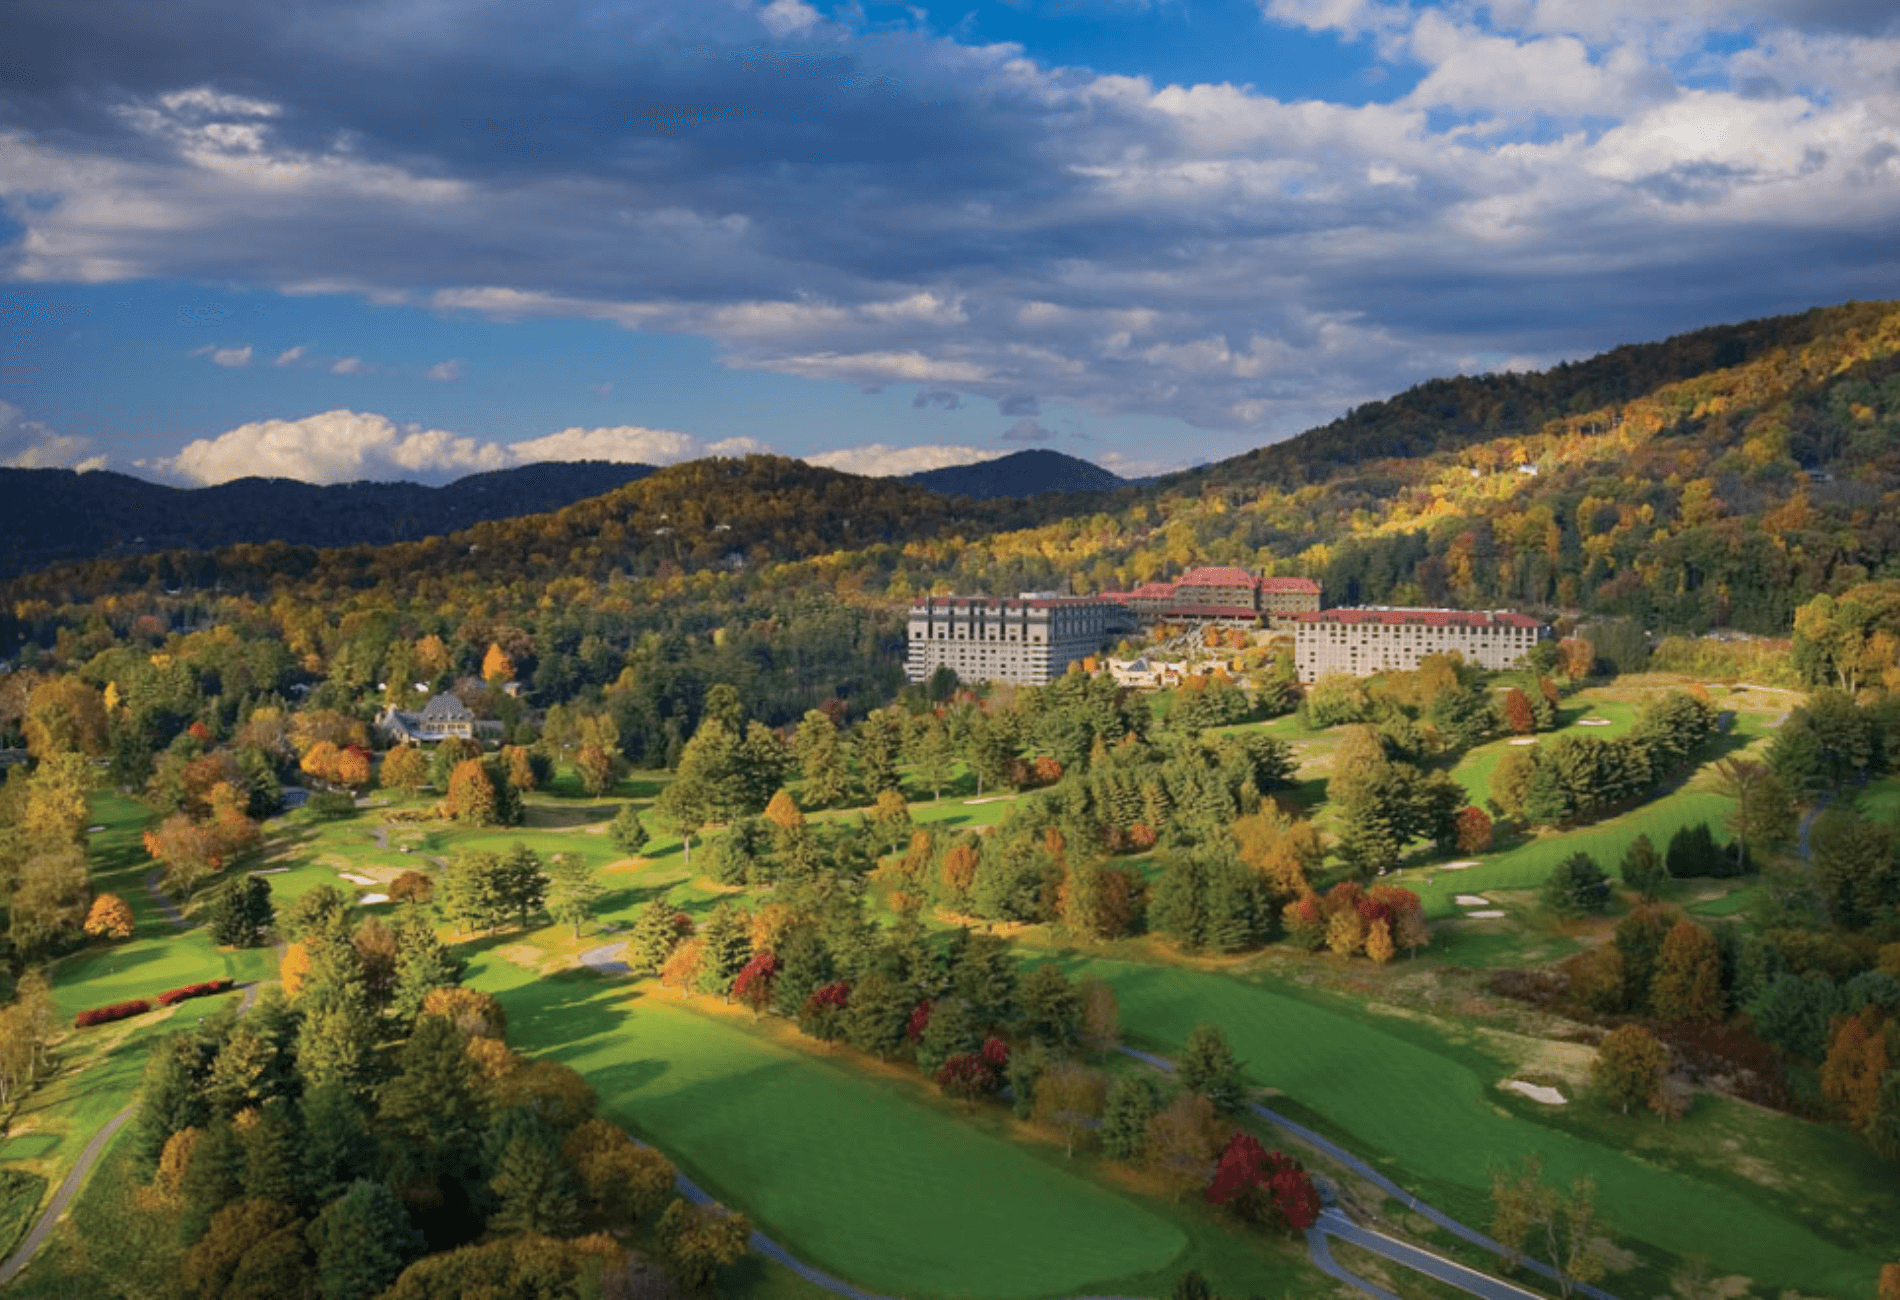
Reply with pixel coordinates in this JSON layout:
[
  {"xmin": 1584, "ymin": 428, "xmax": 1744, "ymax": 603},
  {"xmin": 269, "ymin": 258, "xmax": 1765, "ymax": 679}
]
[{"xmin": 1292, "ymin": 607, "xmax": 1544, "ymax": 629}]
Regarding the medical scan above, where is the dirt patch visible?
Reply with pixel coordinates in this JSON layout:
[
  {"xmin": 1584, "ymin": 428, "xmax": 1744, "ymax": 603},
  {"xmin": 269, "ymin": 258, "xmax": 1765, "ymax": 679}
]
[
  {"xmin": 496, "ymin": 944, "xmax": 545, "ymax": 972},
  {"xmin": 599, "ymin": 857, "xmax": 650, "ymax": 874}
]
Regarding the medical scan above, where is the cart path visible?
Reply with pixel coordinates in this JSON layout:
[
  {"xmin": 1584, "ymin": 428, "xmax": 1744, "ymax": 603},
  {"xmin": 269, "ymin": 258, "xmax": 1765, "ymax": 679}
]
[{"xmin": 142, "ymin": 869, "xmax": 187, "ymax": 929}]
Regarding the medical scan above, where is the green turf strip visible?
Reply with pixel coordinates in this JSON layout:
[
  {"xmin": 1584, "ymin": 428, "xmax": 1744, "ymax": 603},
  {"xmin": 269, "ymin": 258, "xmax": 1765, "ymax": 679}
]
[
  {"xmin": 468, "ymin": 954, "xmax": 1185, "ymax": 1300},
  {"xmin": 1072, "ymin": 958, "xmax": 1882, "ymax": 1299}
]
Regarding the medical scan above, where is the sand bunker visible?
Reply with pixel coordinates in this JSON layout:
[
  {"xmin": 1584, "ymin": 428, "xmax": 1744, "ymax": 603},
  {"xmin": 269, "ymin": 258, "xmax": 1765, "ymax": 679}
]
[
  {"xmin": 249, "ymin": 867, "xmax": 291, "ymax": 875},
  {"xmin": 1508, "ymin": 736, "xmax": 1539, "ymax": 745},
  {"xmin": 1455, "ymin": 894, "xmax": 1490, "ymax": 906},
  {"xmin": 87, "ymin": 824, "xmax": 107, "ymax": 833},
  {"xmin": 1439, "ymin": 860, "xmax": 1479, "ymax": 870},
  {"xmin": 359, "ymin": 893, "xmax": 390, "ymax": 905},
  {"xmin": 338, "ymin": 871, "xmax": 378, "ymax": 885},
  {"xmin": 1505, "ymin": 1080, "xmax": 1566, "ymax": 1105},
  {"xmin": 1465, "ymin": 909, "xmax": 1506, "ymax": 919},
  {"xmin": 1576, "ymin": 717, "xmax": 1612, "ymax": 726}
]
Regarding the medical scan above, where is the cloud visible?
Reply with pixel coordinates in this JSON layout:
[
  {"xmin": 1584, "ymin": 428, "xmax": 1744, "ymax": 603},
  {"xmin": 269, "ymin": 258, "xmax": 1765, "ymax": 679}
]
[
  {"xmin": 1002, "ymin": 418, "xmax": 1055, "ymax": 443},
  {"xmin": 801, "ymin": 443, "xmax": 1006, "ymax": 476},
  {"xmin": 0, "ymin": 401, "xmax": 106, "ymax": 471},
  {"xmin": 274, "ymin": 345, "xmax": 305, "ymax": 366},
  {"xmin": 3, "ymin": 0, "xmax": 1899, "ymax": 452},
  {"xmin": 912, "ymin": 390, "xmax": 963, "ymax": 410},
  {"xmin": 330, "ymin": 356, "xmax": 368, "ymax": 375},
  {"xmin": 144, "ymin": 410, "xmax": 777, "ymax": 485},
  {"xmin": 425, "ymin": 359, "xmax": 463, "ymax": 381},
  {"xmin": 190, "ymin": 344, "xmax": 252, "ymax": 368}
]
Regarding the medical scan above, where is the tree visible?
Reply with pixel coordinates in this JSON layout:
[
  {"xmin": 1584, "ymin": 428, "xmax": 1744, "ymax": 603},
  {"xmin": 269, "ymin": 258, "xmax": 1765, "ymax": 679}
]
[
  {"xmin": 490, "ymin": 1134, "xmax": 584, "ymax": 1237},
  {"xmin": 390, "ymin": 911, "xmax": 466, "ymax": 1023},
  {"xmin": 1080, "ymin": 978, "xmax": 1120, "ymax": 1057},
  {"xmin": 1542, "ymin": 852, "xmax": 1612, "ymax": 916},
  {"xmin": 794, "ymin": 710, "xmax": 851, "ymax": 808},
  {"xmin": 575, "ymin": 742, "xmax": 621, "ymax": 797},
  {"xmin": 1619, "ymin": 834, "xmax": 1666, "ymax": 900},
  {"xmin": 1033, "ymin": 1061, "xmax": 1107, "ymax": 1157},
  {"xmin": 915, "ymin": 996, "xmax": 980, "ymax": 1076},
  {"xmin": 1821, "ymin": 1007, "xmax": 1890, "ymax": 1129},
  {"xmin": 661, "ymin": 938, "xmax": 705, "ymax": 997},
  {"xmin": 1502, "ymin": 687, "xmax": 1537, "ymax": 735},
  {"xmin": 1592, "ymin": 1024, "xmax": 1670, "ymax": 1115},
  {"xmin": 655, "ymin": 775, "xmax": 712, "ymax": 873},
  {"xmin": 383, "ymin": 745, "xmax": 429, "ymax": 794},
  {"xmin": 1018, "ymin": 964, "xmax": 1084, "ymax": 1048},
  {"xmin": 657, "ymin": 1199, "xmax": 752, "ymax": 1292},
  {"xmin": 1101, "ymin": 1074, "xmax": 1162, "ymax": 1162},
  {"xmin": 1651, "ymin": 920, "xmax": 1725, "ymax": 1023},
  {"xmin": 82, "ymin": 892, "xmax": 135, "ymax": 941},
  {"xmin": 563, "ymin": 1119, "xmax": 678, "ymax": 1228},
  {"xmin": 1491, "ymin": 748, "xmax": 1540, "ymax": 821},
  {"xmin": 1145, "ymin": 1091, "xmax": 1220, "ymax": 1202},
  {"xmin": 912, "ymin": 716, "xmax": 957, "ymax": 800},
  {"xmin": 626, "ymin": 900, "xmax": 690, "ymax": 976},
  {"xmin": 695, "ymin": 905, "xmax": 754, "ymax": 1002},
  {"xmin": 389, "ymin": 870, "xmax": 433, "ymax": 907},
  {"xmin": 870, "ymin": 788, "xmax": 912, "ymax": 854},
  {"xmin": 1489, "ymin": 1154, "xmax": 1612, "ymax": 1297},
  {"xmin": 144, "ymin": 814, "xmax": 220, "ymax": 900},
  {"xmin": 547, "ymin": 853, "xmax": 604, "ymax": 938},
  {"xmin": 309, "ymin": 1178, "xmax": 425, "ymax": 1300},
  {"xmin": 207, "ymin": 874, "xmax": 275, "ymax": 948},
  {"xmin": 731, "ymin": 950, "xmax": 780, "ymax": 1018},
  {"xmin": 1455, "ymin": 805, "xmax": 1493, "ymax": 854},
  {"xmin": 482, "ymin": 641, "xmax": 515, "ymax": 685},
  {"xmin": 182, "ymin": 1197, "xmax": 309, "ymax": 1297},
  {"xmin": 442, "ymin": 758, "xmax": 499, "ymax": 825},
  {"xmin": 438, "ymin": 851, "xmax": 507, "ymax": 934},
  {"xmin": 1179, "ymin": 1023, "xmax": 1244, "ymax": 1113},
  {"xmin": 843, "ymin": 968, "xmax": 913, "ymax": 1059},
  {"xmin": 609, "ymin": 803, "xmax": 650, "ymax": 855},
  {"xmin": 1710, "ymin": 757, "xmax": 1793, "ymax": 871},
  {"xmin": 496, "ymin": 841, "xmax": 551, "ymax": 929}
]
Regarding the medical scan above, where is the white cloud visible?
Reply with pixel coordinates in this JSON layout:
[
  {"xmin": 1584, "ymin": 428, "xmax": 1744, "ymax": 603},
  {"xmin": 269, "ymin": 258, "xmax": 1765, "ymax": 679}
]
[
  {"xmin": 425, "ymin": 359, "xmax": 463, "ymax": 381},
  {"xmin": 190, "ymin": 343, "xmax": 253, "ymax": 367},
  {"xmin": 801, "ymin": 443, "xmax": 1007, "ymax": 476},
  {"xmin": 0, "ymin": 400, "xmax": 106, "ymax": 471},
  {"xmin": 759, "ymin": 0, "xmax": 823, "ymax": 37},
  {"xmin": 330, "ymin": 356, "xmax": 367, "ymax": 375},
  {"xmin": 274, "ymin": 345, "xmax": 305, "ymax": 366},
  {"xmin": 508, "ymin": 425, "xmax": 770, "ymax": 465}
]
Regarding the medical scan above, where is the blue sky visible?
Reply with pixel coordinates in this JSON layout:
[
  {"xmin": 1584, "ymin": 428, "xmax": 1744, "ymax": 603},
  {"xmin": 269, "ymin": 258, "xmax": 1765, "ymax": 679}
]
[{"xmin": 2, "ymin": 0, "xmax": 1898, "ymax": 484}]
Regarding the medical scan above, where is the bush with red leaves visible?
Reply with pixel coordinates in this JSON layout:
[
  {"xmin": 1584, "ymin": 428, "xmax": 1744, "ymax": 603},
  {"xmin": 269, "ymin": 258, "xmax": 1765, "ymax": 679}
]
[
  {"xmin": 1206, "ymin": 1131, "xmax": 1320, "ymax": 1231},
  {"xmin": 156, "ymin": 979, "xmax": 234, "ymax": 1007},
  {"xmin": 906, "ymin": 1000, "xmax": 934, "ymax": 1044},
  {"xmin": 935, "ymin": 1052, "xmax": 1001, "ymax": 1103},
  {"xmin": 75, "ymin": 999, "xmax": 153, "ymax": 1028}
]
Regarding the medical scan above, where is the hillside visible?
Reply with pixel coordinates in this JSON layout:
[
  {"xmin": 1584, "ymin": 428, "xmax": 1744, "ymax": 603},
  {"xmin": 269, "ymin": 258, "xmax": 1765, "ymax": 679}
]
[
  {"xmin": 6, "ymin": 300, "xmax": 1900, "ymax": 652},
  {"xmin": 0, "ymin": 460, "xmax": 659, "ymax": 578},
  {"xmin": 903, "ymin": 449, "xmax": 1127, "ymax": 499}
]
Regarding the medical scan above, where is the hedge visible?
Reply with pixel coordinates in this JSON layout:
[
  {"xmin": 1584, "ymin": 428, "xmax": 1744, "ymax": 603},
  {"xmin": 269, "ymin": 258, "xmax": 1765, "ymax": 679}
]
[
  {"xmin": 156, "ymin": 979, "xmax": 234, "ymax": 1007},
  {"xmin": 74, "ymin": 999, "xmax": 152, "ymax": 1028}
]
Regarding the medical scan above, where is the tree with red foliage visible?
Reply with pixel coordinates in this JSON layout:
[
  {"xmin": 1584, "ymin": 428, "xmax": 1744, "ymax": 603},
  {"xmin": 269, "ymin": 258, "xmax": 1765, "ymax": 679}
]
[
  {"xmin": 1033, "ymin": 756, "xmax": 1063, "ymax": 786},
  {"xmin": 905, "ymin": 1000, "xmax": 934, "ymax": 1044},
  {"xmin": 1267, "ymin": 1155, "xmax": 1321, "ymax": 1231},
  {"xmin": 935, "ymin": 1052, "xmax": 1000, "ymax": 1106},
  {"xmin": 800, "ymin": 981, "xmax": 852, "ymax": 1042},
  {"xmin": 981, "ymin": 1036, "xmax": 1010, "ymax": 1072},
  {"xmin": 1128, "ymin": 822, "xmax": 1158, "ymax": 851},
  {"xmin": 1503, "ymin": 688, "xmax": 1537, "ymax": 735},
  {"xmin": 186, "ymin": 721, "xmax": 213, "ymax": 746},
  {"xmin": 1456, "ymin": 806, "xmax": 1494, "ymax": 854},
  {"xmin": 1207, "ymin": 1132, "xmax": 1274, "ymax": 1221},
  {"xmin": 1283, "ymin": 893, "xmax": 1325, "ymax": 951},
  {"xmin": 731, "ymin": 951, "xmax": 780, "ymax": 1019}
]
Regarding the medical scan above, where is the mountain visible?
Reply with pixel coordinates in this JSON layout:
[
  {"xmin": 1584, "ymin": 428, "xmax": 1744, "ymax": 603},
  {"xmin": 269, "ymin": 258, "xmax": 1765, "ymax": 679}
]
[
  {"xmin": 903, "ymin": 449, "xmax": 1127, "ymax": 499},
  {"xmin": 0, "ymin": 460, "xmax": 658, "ymax": 578}
]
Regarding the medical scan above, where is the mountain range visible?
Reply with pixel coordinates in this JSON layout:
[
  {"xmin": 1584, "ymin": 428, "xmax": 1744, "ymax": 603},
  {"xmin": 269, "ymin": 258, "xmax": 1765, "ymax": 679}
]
[{"xmin": 901, "ymin": 449, "xmax": 1127, "ymax": 499}]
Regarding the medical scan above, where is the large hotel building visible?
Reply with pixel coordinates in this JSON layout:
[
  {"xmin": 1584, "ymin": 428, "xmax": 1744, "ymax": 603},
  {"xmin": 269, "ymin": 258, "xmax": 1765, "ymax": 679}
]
[{"xmin": 905, "ymin": 568, "xmax": 1546, "ymax": 685}]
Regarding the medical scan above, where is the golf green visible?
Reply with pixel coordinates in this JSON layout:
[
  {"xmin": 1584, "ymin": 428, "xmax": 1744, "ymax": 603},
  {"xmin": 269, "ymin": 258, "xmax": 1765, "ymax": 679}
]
[
  {"xmin": 469, "ymin": 954, "xmax": 1186, "ymax": 1299},
  {"xmin": 1073, "ymin": 958, "xmax": 1881, "ymax": 1298}
]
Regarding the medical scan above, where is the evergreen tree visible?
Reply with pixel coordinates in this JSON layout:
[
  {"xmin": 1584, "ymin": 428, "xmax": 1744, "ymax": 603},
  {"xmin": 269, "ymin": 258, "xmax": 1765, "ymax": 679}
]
[
  {"xmin": 1542, "ymin": 853, "xmax": 1613, "ymax": 916},
  {"xmin": 377, "ymin": 1016, "xmax": 484, "ymax": 1183},
  {"xmin": 1101, "ymin": 1074, "xmax": 1162, "ymax": 1162},
  {"xmin": 389, "ymin": 909, "xmax": 465, "ymax": 1025},
  {"xmin": 915, "ymin": 996, "xmax": 980, "ymax": 1076},
  {"xmin": 239, "ymin": 1099, "xmax": 302, "ymax": 1207},
  {"xmin": 299, "ymin": 1081, "xmax": 377, "ymax": 1208},
  {"xmin": 626, "ymin": 899, "xmax": 686, "ymax": 977},
  {"xmin": 310, "ymin": 1179, "xmax": 425, "ymax": 1300},
  {"xmin": 912, "ymin": 716, "xmax": 958, "ymax": 800},
  {"xmin": 1178, "ymin": 1023, "xmax": 1244, "ymax": 1114},
  {"xmin": 950, "ymin": 930, "xmax": 1018, "ymax": 1030},
  {"xmin": 1017, "ymin": 964, "xmax": 1083, "ymax": 1048},
  {"xmin": 843, "ymin": 968, "xmax": 913, "ymax": 1059},
  {"xmin": 496, "ymin": 842, "xmax": 550, "ymax": 929},
  {"xmin": 546, "ymin": 853, "xmax": 604, "ymax": 938},
  {"xmin": 1619, "ymin": 834, "xmax": 1666, "ymax": 900},
  {"xmin": 438, "ymin": 851, "xmax": 507, "ymax": 934},
  {"xmin": 489, "ymin": 1136, "xmax": 584, "ymax": 1237},
  {"xmin": 208, "ymin": 875, "xmax": 275, "ymax": 948},
  {"xmin": 1665, "ymin": 823, "xmax": 1726, "ymax": 879},
  {"xmin": 179, "ymin": 1116, "xmax": 244, "ymax": 1243},
  {"xmin": 696, "ymin": 904, "xmax": 754, "ymax": 1001},
  {"xmin": 608, "ymin": 803, "xmax": 649, "ymax": 855},
  {"xmin": 794, "ymin": 710, "xmax": 852, "ymax": 808}
]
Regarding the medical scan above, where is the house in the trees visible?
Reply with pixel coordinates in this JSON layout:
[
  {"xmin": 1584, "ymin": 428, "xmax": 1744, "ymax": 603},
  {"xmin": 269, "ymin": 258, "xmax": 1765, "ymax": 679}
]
[
  {"xmin": 1105, "ymin": 568, "xmax": 1322, "ymax": 630},
  {"xmin": 375, "ymin": 692, "xmax": 505, "ymax": 745}
]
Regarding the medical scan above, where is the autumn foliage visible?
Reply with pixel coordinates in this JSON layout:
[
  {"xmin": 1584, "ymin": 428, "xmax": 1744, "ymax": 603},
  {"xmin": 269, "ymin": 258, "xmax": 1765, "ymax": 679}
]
[
  {"xmin": 1205, "ymin": 1132, "xmax": 1321, "ymax": 1231},
  {"xmin": 731, "ymin": 951, "xmax": 780, "ymax": 1016},
  {"xmin": 1455, "ymin": 806, "xmax": 1494, "ymax": 854},
  {"xmin": 1822, "ymin": 1007, "xmax": 1890, "ymax": 1129},
  {"xmin": 83, "ymin": 893, "xmax": 135, "ymax": 940},
  {"xmin": 75, "ymin": 999, "xmax": 152, "ymax": 1028},
  {"xmin": 156, "ymin": 979, "xmax": 234, "ymax": 1006}
]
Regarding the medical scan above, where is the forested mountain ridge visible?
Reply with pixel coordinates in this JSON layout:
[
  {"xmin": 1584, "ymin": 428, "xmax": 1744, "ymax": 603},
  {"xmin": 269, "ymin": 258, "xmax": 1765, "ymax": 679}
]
[
  {"xmin": 902, "ymin": 449, "xmax": 1128, "ymax": 499},
  {"xmin": 0, "ymin": 460, "xmax": 660, "ymax": 578},
  {"xmin": 6, "ymin": 300, "xmax": 1900, "ymax": 666}
]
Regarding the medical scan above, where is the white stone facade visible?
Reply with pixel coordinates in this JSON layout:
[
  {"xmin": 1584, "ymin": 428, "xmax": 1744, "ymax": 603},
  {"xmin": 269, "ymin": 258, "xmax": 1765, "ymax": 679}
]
[
  {"xmin": 1292, "ymin": 608, "xmax": 1546, "ymax": 681},
  {"xmin": 906, "ymin": 595, "xmax": 1129, "ymax": 685}
]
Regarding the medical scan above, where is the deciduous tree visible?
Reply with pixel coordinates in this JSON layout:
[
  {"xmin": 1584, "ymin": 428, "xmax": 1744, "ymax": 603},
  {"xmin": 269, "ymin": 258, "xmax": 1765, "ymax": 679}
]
[{"xmin": 1592, "ymin": 1024, "xmax": 1670, "ymax": 1115}]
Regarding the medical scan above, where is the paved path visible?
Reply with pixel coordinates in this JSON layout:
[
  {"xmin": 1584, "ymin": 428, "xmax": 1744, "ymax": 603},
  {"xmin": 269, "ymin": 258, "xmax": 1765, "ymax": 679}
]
[
  {"xmin": 1315, "ymin": 1211, "xmax": 1547, "ymax": 1300},
  {"xmin": 0, "ymin": 1105, "xmax": 137, "ymax": 1286},
  {"xmin": 1117, "ymin": 1045, "xmax": 1618, "ymax": 1300},
  {"xmin": 142, "ymin": 869, "xmax": 187, "ymax": 929}
]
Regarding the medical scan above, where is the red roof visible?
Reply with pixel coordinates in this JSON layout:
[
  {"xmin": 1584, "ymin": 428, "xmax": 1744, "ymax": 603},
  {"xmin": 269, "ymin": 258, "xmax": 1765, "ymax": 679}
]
[
  {"xmin": 1158, "ymin": 605, "xmax": 1261, "ymax": 619},
  {"xmin": 1177, "ymin": 566, "xmax": 1259, "ymax": 589},
  {"xmin": 1259, "ymin": 576, "xmax": 1321, "ymax": 594},
  {"xmin": 910, "ymin": 595, "xmax": 1117, "ymax": 611},
  {"xmin": 1291, "ymin": 607, "xmax": 1543, "ymax": 629},
  {"xmin": 1128, "ymin": 582, "xmax": 1178, "ymax": 599}
]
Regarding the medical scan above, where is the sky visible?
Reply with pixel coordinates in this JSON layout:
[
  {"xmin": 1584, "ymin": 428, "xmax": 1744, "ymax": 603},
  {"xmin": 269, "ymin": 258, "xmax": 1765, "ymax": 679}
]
[{"xmin": 2, "ymin": 0, "xmax": 1898, "ymax": 487}]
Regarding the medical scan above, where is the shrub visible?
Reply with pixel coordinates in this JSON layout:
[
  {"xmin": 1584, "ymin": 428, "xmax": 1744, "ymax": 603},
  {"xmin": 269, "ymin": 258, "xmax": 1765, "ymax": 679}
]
[
  {"xmin": 156, "ymin": 979, "xmax": 235, "ymax": 1007},
  {"xmin": 309, "ymin": 791, "xmax": 357, "ymax": 819},
  {"xmin": 74, "ymin": 999, "xmax": 152, "ymax": 1028}
]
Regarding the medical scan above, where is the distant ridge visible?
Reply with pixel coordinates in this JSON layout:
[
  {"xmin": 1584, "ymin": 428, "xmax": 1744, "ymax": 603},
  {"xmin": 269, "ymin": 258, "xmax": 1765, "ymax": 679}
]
[
  {"xmin": 903, "ymin": 448, "xmax": 1126, "ymax": 499},
  {"xmin": 0, "ymin": 460, "xmax": 657, "ymax": 578}
]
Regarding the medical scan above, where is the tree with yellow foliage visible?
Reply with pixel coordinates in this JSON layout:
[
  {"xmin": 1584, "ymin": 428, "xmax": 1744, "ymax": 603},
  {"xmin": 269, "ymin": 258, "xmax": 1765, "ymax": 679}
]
[
  {"xmin": 280, "ymin": 942, "xmax": 311, "ymax": 999},
  {"xmin": 84, "ymin": 893, "xmax": 135, "ymax": 941},
  {"xmin": 482, "ymin": 641, "xmax": 515, "ymax": 684}
]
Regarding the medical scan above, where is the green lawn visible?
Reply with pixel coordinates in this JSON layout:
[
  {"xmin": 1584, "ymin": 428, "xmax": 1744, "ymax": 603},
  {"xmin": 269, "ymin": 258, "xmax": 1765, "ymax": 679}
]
[
  {"xmin": 466, "ymin": 953, "xmax": 1190, "ymax": 1300},
  {"xmin": 1068, "ymin": 957, "xmax": 1886, "ymax": 1299}
]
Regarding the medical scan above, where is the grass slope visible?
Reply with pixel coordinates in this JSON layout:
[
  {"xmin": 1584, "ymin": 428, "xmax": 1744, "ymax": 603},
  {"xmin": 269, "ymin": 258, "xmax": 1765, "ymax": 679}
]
[
  {"xmin": 1070, "ymin": 957, "xmax": 1884, "ymax": 1299},
  {"xmin": 466, "ymin": 952, "xmax": 1188, "ymax": 1300}
]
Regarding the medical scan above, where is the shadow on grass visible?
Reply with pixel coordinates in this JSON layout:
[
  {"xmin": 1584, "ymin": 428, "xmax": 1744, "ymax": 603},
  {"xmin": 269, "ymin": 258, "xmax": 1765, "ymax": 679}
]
[{"xmin": 522, "ymin": 804, "xmax": 615, "ymax": 830}]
